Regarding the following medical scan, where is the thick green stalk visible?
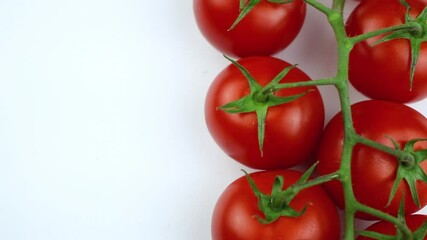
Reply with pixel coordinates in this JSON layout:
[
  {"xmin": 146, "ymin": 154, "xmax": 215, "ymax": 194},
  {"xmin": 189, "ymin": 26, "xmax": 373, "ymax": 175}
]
[
  {"xmin": 273, "ymin": 77, "xmax": 337, "ymax": 90},
  {"xmin": 332, "ymin": 0, "xmax": 345, "ymax": 12},
  {"xmin": 304, "ymin": 0, "xmax": 332, "ymax": 14},
  {"xmin": 323, "ymin": 1, "xmax": 414, "ymax": 238},
  {"xmin": 328, "ymin": 11, "xmax": 359, "ymax": 239},
  {"xmin": 252, "ymin": 2, "xmax": 420, "ymax": 236},
  {"xmin": 291, "ymin": 172, "xmax": 340, "ymax": 192},
  {"xmin": 355, "ymin": 202, "xmax": 414, "ymax": 239},
  {"xmin": 353, "ymin": 134, "xmax": 414, "ymax": 161},
  {"xmin": 350, "ymin": 21, "xmax": 422, "ymax": 44},
  {"xmin": 320, "ymin": 0, "xmax": 414, "ymax": 239},
  {"xmin": 256, "ymin": 0, "xmax": 419, "ymax": 238}
]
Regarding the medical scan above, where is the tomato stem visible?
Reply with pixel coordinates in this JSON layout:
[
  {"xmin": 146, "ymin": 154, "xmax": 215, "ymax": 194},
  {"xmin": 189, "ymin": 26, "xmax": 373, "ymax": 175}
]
[
  {"xmin": 289, "ymin": 171, "xmax": 340, "ymax": 193},
  {"xmin": 274, "ymin": 77, "xmax": 337, "ymax": 90},
  {"xmin": 349, "ymin": 21, "xmax": 421, "ymax": 44},
  {"xmin": 353, "ymin": 134, "xmax": 411, "ymax": 160},
  {"xmin": 307, "ymin": 1, "xmax": 414, "ymax": 238},
  {"xmin": 304, "ymin": 0, "xmax": 332, "ymax": 15},
  {"xmin": 315, "ymin": 0, "xmax": 417, "ymax": 239},
  {"xmin": 282, "ymin": 0, "xmax": 421, "ymax": 238},
  {"xmin": 242, "ymin": 0, "xmax": 419, "ymax": 237},
  {"xmin": 354, "ymin": 202, "xmax": 414, "ymax": 239}
]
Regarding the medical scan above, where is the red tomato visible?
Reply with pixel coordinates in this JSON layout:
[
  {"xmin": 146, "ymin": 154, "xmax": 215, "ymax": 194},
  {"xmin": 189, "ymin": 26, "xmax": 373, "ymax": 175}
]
[
  {"xmin": 193, "ymin": 0, "xmax": 306, "ymax": 58},
  {"xmin": 317, "ymin": 100, "xmax": 427, "ymax": 220},
  {"xmin": 346, "ymin": 0, "xmax": 427, "ymax": 103},
  {"xmin": 205, "ymin": 56, "xmax": 324, "ymax": 170},
  {"xmin": 357, "ymin": 214, "xmax": 427, "ymax": 240},
  {"xmin": 211, "ymin": 169, "xmax": 341, "ymax": 240}
]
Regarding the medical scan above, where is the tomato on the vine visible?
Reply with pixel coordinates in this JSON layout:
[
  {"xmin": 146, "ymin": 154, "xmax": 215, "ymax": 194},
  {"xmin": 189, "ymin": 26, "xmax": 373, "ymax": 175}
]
[
  {"xmin": 316, "ymin": 100, "xmax": 427, "ymax": 220},
  {"xmin": 346, "ymin": 0, "xmax": 427, "ymax": 103},
  {"xmin": 211, "ymin": 169, "xmax": 341, "ymax": 240},
  {"xmin": 357, "ymin": 214, "xmax": 427, "ymax": 240},
  {"xmin": 193, "ymin": 0, "xmax": 306, "ymax": 58},
  {"xmin": 205, "ymin": 56, "xmax": 324, "ymax": 170}
]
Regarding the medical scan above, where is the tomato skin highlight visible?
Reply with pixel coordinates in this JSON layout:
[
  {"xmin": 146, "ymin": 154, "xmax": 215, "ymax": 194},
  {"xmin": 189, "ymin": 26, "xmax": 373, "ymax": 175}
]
[
  {"xmin": 193, "ymin": 0, "xmax": 306, "ymax": 58},
  {"xmin": 317, "ymin": 100, "xmax": 427, "ymax": 220},
  {"xmin": 346, "ymin": 0, "xmax": 427, "ymax": 103},
  {"xmin": 211, "ymin": 170, "xmax": 341, "ymax": 240},
  {"xmin": 205, "ymin": 56, "xmax": 325, "ymax": 170},
  {"xmin": 357, "ymin": 214, "xmax": 427, "ymax": 240}
]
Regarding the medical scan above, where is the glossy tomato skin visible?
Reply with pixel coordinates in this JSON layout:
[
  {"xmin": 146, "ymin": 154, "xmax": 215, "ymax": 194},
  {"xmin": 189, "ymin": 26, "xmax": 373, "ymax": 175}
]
[
  {"xmin": 205, "ymin": 56, "xmax": 325, "ymax": 170},
  {"xmin": 193, "ymin": 0, "xmax": 306, "ymax": 58},
  {"xmin": 357, "ymin": 214, "xmax": 427, "ymax": 240},
  {"xmin": 212, "ymin": 169, "xmax": 341, "ymax": 240},
  {"xmin": 346, "ymin": 0, "xmax": 427, "ymax": 103},
  {"xmin": 317, "ymin": 100, "xmax": 427, "ymax": 220}
]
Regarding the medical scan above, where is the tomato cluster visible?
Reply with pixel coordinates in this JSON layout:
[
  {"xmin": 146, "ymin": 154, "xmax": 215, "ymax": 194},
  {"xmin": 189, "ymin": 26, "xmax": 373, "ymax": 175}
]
[{"xmin": 194, "ymin": 0, "xmax": 427, "ymax": 239}]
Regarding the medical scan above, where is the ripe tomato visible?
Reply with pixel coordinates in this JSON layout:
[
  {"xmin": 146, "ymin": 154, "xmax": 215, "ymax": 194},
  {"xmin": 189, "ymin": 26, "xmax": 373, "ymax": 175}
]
[
  {"xmin": 193, "ymin": 0, "xmax": 306, "ymax": 58},
  {"xmin": 317, "ymin": 100, "xmax": 427, "ymax": 220},
  {"xmin": 357, "ymin": 214, "xmax": 427, "ymax": 240},
  {"xmin": 205, "ymin": 56, "xmax": 324, "ymax": 170},
  {"xmin": 346, "ymin": 0, "xmax": 427, "ymax": 103},
  {"xmin": 211, "ymin": 169, "xmax": 341, "ymax": 240}
]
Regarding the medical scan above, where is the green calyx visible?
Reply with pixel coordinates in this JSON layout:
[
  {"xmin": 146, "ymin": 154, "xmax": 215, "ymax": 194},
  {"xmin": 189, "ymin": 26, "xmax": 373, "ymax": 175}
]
[
  {"xmin": 229, "ymin": 0, "xmax": 293, "ymax": 31},
  {"xmin": 386, "ymin": 137, "xmax": 427, "ymax": 207},
  {"xmin": 358, "ymin": 231, "xmax": 404, "ymax": 240},
  {"xmin": 413, "ymin": 221, "xmax": 427, "ymax": 240},
  {"xmin": 358, "ymin": 201, "xmax": 427, "ymax": 240},
  {"xmin": 243, "ymin": 163, "xmax": 317, "ymax": 224},
  {"xmin": 374, "ymin": 1, "xmax": 427, "ymax": 90},
  {"xmin": 219, "ymin": 55, "xmax": 311, "ymax": 156}
]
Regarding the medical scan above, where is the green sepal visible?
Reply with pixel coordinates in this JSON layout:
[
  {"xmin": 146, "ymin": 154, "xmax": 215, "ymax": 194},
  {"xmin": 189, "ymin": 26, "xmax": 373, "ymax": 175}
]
[
  {"xmin": 229, "ymin": 0, "xmax": 261, "ymax": 31},
  {"xmin": 239, "ymin": 0, "xmax": 245, "ymax": 9},
  {"xmin": 223, "ymin": 55, "xmax": 261, "ymax": 92},
  {"xmin": 357, "ymin": 231, "xmax": 402, "ymax": 240},
  {"xmin": 358, "ymin": 200, "xmax": 427, "ymax": 239},
  {"xmin": 220, "ymin": 95, "xmax": 261, "ymax": 114},
  {"xmin": 413, "ymin": 220, "xmax": 427, "ymax": 240},
  {"xmin": 358, "ymin": 201, "xmax": 406, "ymax": 240},
  {"xmin": 374, "ymin": 2, "xmax": 427, "ymax": 90},
  {"xmin": 220, "ymin": 56, "xmax": 311, "ymax": 156},
  {"xmin": 229, "ymin": 0, "xmax": 293, "ymax": 30},
  {"xmin": 267, "ymin": 0, "xmax": 293, "ymax": 4},
  {"xmin": 242, "ymin": 169, "xmax": 314, "ymax": 224},
  {"xmin": 296, "ymin": 161, "xmax": 318, "ymax": 185},
  {"xmin": 386, "ymin": 137, "xmax": 427, "ymax": 207},
  {"xmin": 255, "ymin": 107, "xmax": 268, "ymax": 156}
]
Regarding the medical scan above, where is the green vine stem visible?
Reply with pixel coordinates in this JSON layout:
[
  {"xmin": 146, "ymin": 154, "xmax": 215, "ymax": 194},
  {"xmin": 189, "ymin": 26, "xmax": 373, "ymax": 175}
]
[
  {"xmin": 267, "ymin": 0, "xmax": 423, "ymax": 239},
  {"xmin": 302, "ymin": 0, "xmax": 422, "ymax": 239},
  {"xmin": 354, "ymin": 202, "xmax": 414, "ymax": 239},
  {"xmin": 349, "ymin": 22, "xmax": 422, "ymax": 44},
  {"xmin": 353, "ymin": 134, "xmax": 414, "ymax": 161}
]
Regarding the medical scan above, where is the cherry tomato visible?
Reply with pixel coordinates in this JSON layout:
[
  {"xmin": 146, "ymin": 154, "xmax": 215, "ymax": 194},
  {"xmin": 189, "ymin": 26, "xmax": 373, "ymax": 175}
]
[
  {"xmin": 211, "ymin": 169, "xmax": 341, "ymax": 240},
  {"xmin": 193, "ymin": 0, "xmax": 306, "ymax": 58},
  {"xmin": 317, "ymin": 100, "xmax": 427, "ymax": 220},
  {"xmin": 205, "ymin": 56, "xmax": 324, "ymax": 170},
  {"xmin": 357, "ymin": 214, "xmax": 427, "ymax": 240},
  {"xmin": 346, "ymin": 0, "xmax": 427, "ymax": 103}
]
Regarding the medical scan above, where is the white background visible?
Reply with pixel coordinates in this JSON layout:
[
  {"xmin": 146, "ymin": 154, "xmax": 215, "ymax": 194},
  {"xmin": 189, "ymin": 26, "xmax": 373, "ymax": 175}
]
[{"xmin": 0, "ymin": 0, "xmax": 425, "ymax": 239}]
